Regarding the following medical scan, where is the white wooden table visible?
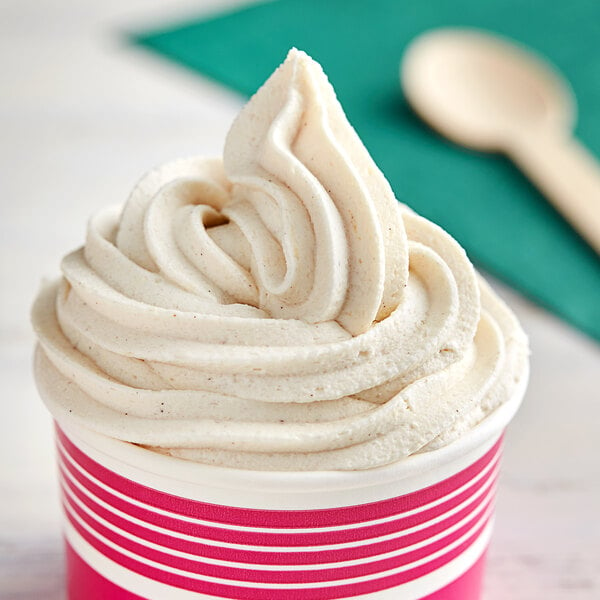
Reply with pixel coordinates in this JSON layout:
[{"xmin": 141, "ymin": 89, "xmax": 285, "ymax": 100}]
[{"xmin": 1, "ymin": 1, "xmax": 598, "ymax": 598}]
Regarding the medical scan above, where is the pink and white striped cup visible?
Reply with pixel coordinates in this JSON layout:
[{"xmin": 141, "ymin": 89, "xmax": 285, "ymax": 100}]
[{"xmin": 55, "ymin": 383, "xmax": 525, "ymax": 600}]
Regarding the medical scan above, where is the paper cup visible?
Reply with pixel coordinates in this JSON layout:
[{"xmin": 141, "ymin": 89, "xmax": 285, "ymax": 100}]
[{"xmin": 55, "ymin": 382, "xmax": 525, "ymax": 600}]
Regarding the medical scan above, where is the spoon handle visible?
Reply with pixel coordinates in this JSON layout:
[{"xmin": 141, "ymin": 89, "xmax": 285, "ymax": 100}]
[{"xmin": 508, "ymin": 132, "xmax": 600, "ymax": 255}]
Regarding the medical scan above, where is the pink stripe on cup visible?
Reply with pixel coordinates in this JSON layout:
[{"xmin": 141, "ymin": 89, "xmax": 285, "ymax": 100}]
[
  {"xmin": 56, "ymin": 426, "xmax": 501, "ymax": 527},
  {"xmin": 62, "ymin": 487, "xmax": 494, "ymax": 583},
  {"xmin": 65, "ymin": 499, "xmax": 491, "ymax": 598},
  {"xmin": 57, "ymin": 425, "xmax": 499, "ymax": 599},
  {"xmin": 56, "ymin": 433, "xmax": 500, "ymax": 548},
  {"xmin": 65, "ymin": 540, "xmax": 489, "ymax": 600},
  {"xmin": 59, "ymin": 460, "xmax": 496, "ymax": 565}
]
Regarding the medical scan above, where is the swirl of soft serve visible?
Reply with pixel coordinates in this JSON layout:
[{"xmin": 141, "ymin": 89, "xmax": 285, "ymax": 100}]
[{"xmin": 32, "ymin": 49, "xmax": 528, "ymax": 470}]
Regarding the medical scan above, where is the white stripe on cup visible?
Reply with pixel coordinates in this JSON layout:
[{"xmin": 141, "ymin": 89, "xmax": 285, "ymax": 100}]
[
  {"xmin": 62, "ymin": 487, "xmax": 494, "ymax": 590},
  {"xmin": 64, "ymin": 516, "xmax": 493, "ymax": 600},
  {"xmin": 61, "ymin": 466, "xmax": 496, "ymax": 571},
  {"xmin": 59, "ymin": 451, "xmax": 498, "ymax": 553},
  {"xmin": 57, "ymin": 436, "xmax": 501, "ymax": 534}
]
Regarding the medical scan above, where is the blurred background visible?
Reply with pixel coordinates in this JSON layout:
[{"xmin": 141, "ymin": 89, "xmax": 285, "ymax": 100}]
[{"xmin": 1, "ymin": 1, "xmax": 598, "ymax": 598}]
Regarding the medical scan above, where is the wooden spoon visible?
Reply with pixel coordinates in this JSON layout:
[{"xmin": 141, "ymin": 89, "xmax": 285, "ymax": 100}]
[{"xmin": 401, "ymin": 28, "xmax": 600, "ymax": 255}]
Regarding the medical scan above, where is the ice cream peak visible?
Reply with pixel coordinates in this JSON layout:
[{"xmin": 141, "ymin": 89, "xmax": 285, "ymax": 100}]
[
  {"xmin": 32, "ymin": 49, "xmax": 528, "ymax": 470},
  {"xmin": 221, "ymin": 48, "xmax": 407, "ymax": 333}
]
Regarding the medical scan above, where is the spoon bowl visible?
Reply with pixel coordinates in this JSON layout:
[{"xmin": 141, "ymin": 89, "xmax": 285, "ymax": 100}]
[
  {"xmin": 401, "ymin": 29, "xmax": 575, "ymax": 151},
  {"xmin": 401, "ymin": 28, "xmax": 600, "ymax": 255}
]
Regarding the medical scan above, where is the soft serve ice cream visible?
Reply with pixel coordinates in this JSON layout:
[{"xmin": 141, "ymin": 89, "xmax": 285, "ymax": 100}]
[{"xmin": 32, "ymin": 49, "xmax": 528, "ymax": 471}]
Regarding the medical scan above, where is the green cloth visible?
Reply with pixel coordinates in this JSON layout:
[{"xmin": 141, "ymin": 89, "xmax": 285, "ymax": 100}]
[{"xmin": 133, "ymin": 0, "xmax": 600, "ymax": 342}]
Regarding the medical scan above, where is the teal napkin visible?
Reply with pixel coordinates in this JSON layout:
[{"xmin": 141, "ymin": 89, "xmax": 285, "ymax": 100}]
[{"xmin": 133, "ymin": 0, "xmax": 600, "ymax": 342}]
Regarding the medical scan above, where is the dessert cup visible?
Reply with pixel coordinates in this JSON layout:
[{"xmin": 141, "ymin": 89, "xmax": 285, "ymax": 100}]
[{"xmin": 56, "ymin": 370, "xmax": 526, "ymax": 600}]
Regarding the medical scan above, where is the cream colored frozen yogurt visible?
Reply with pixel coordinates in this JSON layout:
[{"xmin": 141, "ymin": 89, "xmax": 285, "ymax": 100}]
[{"xmin": 32, "ymin": 49, "xmax": 528, "ymax": 470}]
